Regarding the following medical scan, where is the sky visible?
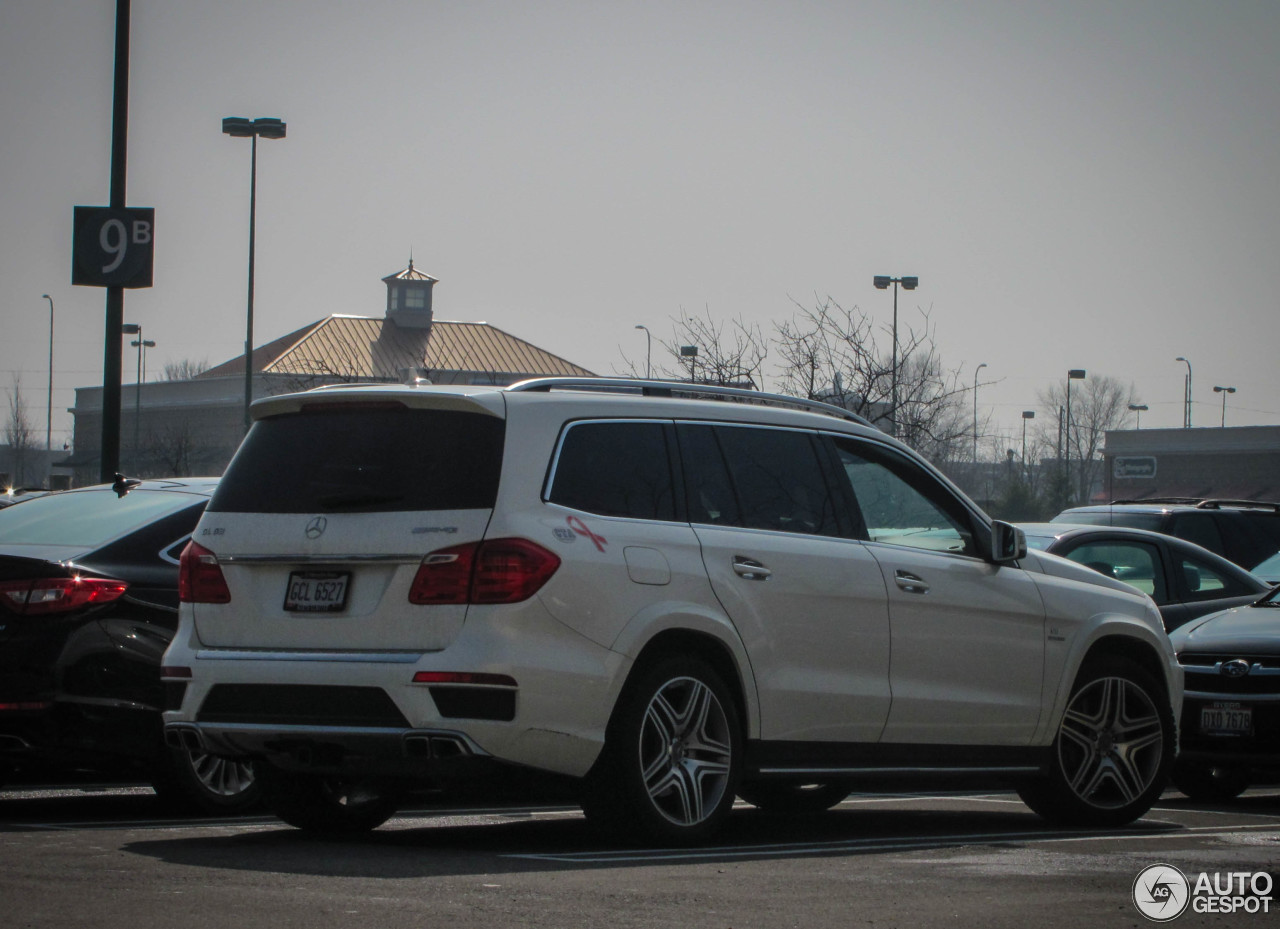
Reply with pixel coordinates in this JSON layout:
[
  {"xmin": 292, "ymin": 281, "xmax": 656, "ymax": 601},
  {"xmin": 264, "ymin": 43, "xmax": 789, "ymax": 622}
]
[{"xmin": 2, "ymin": 0, "xmax": 1278, "ymax": 454}]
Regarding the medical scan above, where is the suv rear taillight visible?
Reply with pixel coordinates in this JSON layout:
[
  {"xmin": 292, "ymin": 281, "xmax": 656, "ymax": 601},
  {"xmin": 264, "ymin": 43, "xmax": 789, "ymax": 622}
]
[
  {"xmin": 409, "ymin": 539, "xmax": 561, "ymax": 605},
  {"xmin": 179, "ymin": 541, "xmax": 231, "ymax": 603},
  {"xmin": 0, "ymin": 577, "xmax": 129, "ymax": 616}
]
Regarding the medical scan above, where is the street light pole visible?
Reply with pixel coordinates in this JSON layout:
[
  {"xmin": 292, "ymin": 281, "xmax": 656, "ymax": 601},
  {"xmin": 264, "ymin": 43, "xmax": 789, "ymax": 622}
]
[
  {"xmin": 972, "ymin": 362, "xmax": 987, "ymax": 464},
  {"xmin": 634, "ymin": 324, "xmax": 652, "ymax": 379},
  {"xmin": 224, "ymin": 116, "xmax": 286, "ymax": 433},
  {"xmin": 41, "ymin": 295, "xmax": 54, "ymax": 452},
  {"xmin": 1213, "ymin": 386, "xmax": 1236, "ymax": 427},
  {"xmin": 873, "ymin": 275, "xmax": 919, "ymax": 437},
  {"xmin": 1128, "ymin": 403, "xmax": 1148, "ymax": 429},
  {"xmin": 1176, "ymin": 356, "xmax": 1192, "ymax": 428},
  {"xmin": 1021, "ymin": 410, "xmax": 1035, "ymax": 477},
  {"xmin": 1064, "ymin": 369, "xmax": 1086, "ymax": 504}
]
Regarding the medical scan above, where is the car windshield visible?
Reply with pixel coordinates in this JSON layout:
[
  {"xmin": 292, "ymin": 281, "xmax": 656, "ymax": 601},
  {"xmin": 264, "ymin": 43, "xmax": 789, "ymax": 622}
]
[{"xmin": 0, "ymin": 489, "xmax": 198, "ymax": 547}]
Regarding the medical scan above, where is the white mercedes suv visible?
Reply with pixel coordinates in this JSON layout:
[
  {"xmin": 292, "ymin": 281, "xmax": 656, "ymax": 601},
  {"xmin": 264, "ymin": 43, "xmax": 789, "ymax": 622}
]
[{"xmin": 162, "ymin": 378, "xmax": 1181, "ymax": 842}]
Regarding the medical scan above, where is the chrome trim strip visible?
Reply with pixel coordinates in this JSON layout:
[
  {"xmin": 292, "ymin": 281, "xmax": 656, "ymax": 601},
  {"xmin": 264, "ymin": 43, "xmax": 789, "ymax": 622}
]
[
  {"xmin": 1185, "ymin": 689, "xmax": 1280, "ymax": 702},
  {"xmin": 195, "ymin": 649, "xmax": 423, "ymax": 663},
  {"xmin": 218, "ymin": 554, "xmax": 423, "ymax": 565},
  {"xmin": 756, "ymin": 765, "xmax": 1042, "ymax": 776}
]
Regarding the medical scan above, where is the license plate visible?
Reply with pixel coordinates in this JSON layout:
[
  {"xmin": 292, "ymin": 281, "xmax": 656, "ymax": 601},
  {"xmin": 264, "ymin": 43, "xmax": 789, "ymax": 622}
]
[
  {"xmin": 284, "ymin": 571, "xmax": 350, "ymax": 613},
  {"xmin": 1199, "ymin": 701, "xmax": 1252, "ymax": 736}
]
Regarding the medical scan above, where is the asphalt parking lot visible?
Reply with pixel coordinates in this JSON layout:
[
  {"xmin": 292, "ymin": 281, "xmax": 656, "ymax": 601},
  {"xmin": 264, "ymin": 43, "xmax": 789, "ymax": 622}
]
[{"xmin": 1, "ymin": 783, "xmax": 1276, "ymax": 928}]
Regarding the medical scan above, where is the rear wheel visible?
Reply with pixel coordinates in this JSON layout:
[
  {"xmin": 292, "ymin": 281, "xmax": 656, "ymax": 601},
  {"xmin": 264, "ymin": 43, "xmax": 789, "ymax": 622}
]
[
  {"xmin": 258, "ymin": 767, "xmax": 403, "ymax": 836},
  {"xmin": 1018, "ymin": 656, "xmax": 1173, "ymax": 827},
  {"xmin": 738, "ymin": 781, "xmax": 849, "ymax": 814},
  {"xmin": 1172, "ymin": 760, "xmax": 1250, "ymax": 802},
  {"xmin": 151, "ymin": 747, "xmax": 261, "ymax": 814},
  {"xmin": 583, "ymin": 655, "xmax": 741, "ymax": 843}
]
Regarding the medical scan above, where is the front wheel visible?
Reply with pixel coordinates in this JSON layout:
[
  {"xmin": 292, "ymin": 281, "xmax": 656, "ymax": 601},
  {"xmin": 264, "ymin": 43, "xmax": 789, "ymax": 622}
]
[
  {"xmin": 583, "ymin": 655, "xmax": 741, "ymax": 843},
  {"xmin": 258, "ymin": 767, "xmax": 403, "ymax": 836},
  {"xmin": 1018, "ymin": 656, "xmax": 1174, "ymax": 827}
]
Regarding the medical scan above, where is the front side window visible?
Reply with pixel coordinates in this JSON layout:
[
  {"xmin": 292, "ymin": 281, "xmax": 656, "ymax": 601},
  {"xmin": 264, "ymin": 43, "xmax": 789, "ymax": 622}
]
[
  {"xmin": 547, "ymin": 421, "xmax": 675, "ymax": 521},
  {"xmin": 1062, "ymin": 540, "xmax": 1164, "ymax": 600},
  {"xmin": 833, "ymin": 438, "xmax": 975, "ymax": 556}
]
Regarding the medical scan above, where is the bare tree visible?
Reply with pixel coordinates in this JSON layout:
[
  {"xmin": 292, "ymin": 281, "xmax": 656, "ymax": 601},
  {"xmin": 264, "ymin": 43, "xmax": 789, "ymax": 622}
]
[
  {"xmin": 773, "ymin": 297, "xmax": 970, "ymax": 463},
  {"xmin": 162, "ymin": 358, "xmax": 210, "ymax": 381},
  {"xmin": 5, "ymin": 376, "xmax": 37, "ymax": 486},
  {"xmin": 145, "ymin": 422, "xmax": 197, "ymax": 477},
  {"xmin": 644, "ymin": 307, "xmax": 768, "ymax": 388},
  {"xmin": 1037, "ymin": 374, "xmax": 1137, "ymax": 507}
]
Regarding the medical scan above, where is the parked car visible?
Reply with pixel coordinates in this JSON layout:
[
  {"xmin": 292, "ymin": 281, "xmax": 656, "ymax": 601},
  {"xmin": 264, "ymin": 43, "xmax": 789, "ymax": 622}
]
[
  {"xmin": 0, "ymin": 477, "xmax": 259, "ymax": 811},
  {"xmin": 1054, "ymin": 499, "xmax": 1280, "ymax": 574},
  {"xmin": 162, "ymin": 378, "xmax": 1180, "ymax": 842},
  {"xmin": 1020, "ymin": 523, "xmax": 1271, "ymax": 632},
  {"xmin": 1168, "ymin": 587, "xmax": 1280, "ymax": 800}
]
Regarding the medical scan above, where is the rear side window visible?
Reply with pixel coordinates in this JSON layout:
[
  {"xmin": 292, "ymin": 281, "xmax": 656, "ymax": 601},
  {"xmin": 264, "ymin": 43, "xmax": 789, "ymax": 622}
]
[
  {"xmin": 547, "ymin": 421, "xmax": 676, "ymax": 521},
  {"xmin": 1177, "ymin": 552, "xmax": 1254, "ymax": 602},
  {"xmin": 1062, "ymin": 540, "xmax": 1165, "ymax": 600},
  {"xmin": 1168, "ymin": 513, "xmax": 1226, "ymax": 559},
  {"xmin": 208, "ymin": 407, "xmax": 504, "ymax": 514}
]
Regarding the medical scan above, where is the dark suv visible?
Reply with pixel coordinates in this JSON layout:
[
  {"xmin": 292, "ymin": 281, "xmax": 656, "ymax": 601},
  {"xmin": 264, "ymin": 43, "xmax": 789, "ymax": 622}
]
[{"xmin": 1054, "ymin": 499, "xmax": 1280, "ymax": 574}]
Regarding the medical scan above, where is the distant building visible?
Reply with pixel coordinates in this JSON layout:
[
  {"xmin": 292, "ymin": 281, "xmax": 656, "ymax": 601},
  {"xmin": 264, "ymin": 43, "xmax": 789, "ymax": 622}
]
[
  {"xmin": 1101, "ymin": 425, "xmax": 1280, "ymax": 502},
  {"xmin": 67, "ymin": 263, "xmax": 595, "ymax": 485}
]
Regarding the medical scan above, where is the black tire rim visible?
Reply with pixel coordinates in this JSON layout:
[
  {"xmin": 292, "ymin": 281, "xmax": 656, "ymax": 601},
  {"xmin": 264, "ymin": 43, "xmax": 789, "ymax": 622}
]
[
  {"xmin": 638, "ymin": 675, "xmax": 733, "ymax": 827},
  {"xmin": 1058, "ymin": 675, "xmax": 1164, "ymax": 810}
]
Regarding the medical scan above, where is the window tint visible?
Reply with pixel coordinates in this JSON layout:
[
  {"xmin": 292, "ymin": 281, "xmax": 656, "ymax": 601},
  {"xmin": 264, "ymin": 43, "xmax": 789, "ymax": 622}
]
[
  {"xmin": 677, "ymin": 424, "xmax": 740, "ymax": 526},
  {"xmin": 1063, "ymin": 541, "xmax": 1164, "ymax": 600},
  {"xmin": 1168, "ymin": 513, "xmax": 1226, "ymax": 558},
  {"xmin": 1179, "ymin": 553, "xmax": 1250, "ymax": 602},
  {"xmin": 833, "ymin": 438, "xmax": 975, "ymax": 555},
  {"xmin": 209, "ymin": 407, "xmax": 504, "ymax": 514},
  {"xmin": 548, "ymin": 421, "xmax": 675, "ymax": 521},
  {"xmin": 714, "ymin": 426, "xmax": 838, "ymax": 536}
]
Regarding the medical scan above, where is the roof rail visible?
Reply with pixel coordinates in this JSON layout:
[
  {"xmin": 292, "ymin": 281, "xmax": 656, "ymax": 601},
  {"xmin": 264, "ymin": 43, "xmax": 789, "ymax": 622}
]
[
  {"xmin": 506, "ymin": 377, "xmax": 876, "ymax": 428},
  {"xmin": 1109, "ymin": 497, "xmax": 1280, "ymax": 512}
]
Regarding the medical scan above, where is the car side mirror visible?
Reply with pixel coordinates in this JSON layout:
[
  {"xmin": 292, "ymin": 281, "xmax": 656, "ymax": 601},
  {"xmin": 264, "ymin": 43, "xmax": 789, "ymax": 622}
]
[{"xmin": 990, "ymin": 520, "xmax": 1027, "ymax": 564}]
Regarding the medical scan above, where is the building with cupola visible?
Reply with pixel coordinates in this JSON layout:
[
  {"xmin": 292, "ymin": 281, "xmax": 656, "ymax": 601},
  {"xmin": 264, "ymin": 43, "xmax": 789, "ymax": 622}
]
[{"xmin": 65, "ymin": 263, "xmax": 595, "ymax": 485}]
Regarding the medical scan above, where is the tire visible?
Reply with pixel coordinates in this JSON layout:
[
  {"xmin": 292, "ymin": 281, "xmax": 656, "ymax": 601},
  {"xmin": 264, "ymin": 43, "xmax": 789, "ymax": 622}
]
[
  {"xmin": 583, "ymin": 655, "xmax": 742, "ymax": 844},
  {"xmin": 1017, "ymin": 655, "xmax": 1174, "ymax": 827},
  {"xmin": 151, "ymin": 747, "xmax": 262, "ymax": 814},
  {"xmin": 738, "ymin": 781, "xmax": 849, "ymax": 814},
  {"xmin": 258, "ymin": 766, "xmax": 403, "ymax": 836},
  {"xmin": 1172, "ymin": 760, "xmax": 1250, "ymax": 802}
]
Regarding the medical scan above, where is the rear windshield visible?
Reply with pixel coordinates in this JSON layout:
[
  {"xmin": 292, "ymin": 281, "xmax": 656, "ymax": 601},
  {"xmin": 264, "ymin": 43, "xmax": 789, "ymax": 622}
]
[
  {"xmin": 208, "ymin": 407, "xmax": 505, "ymax": 514},
  {"xmin": 0, "ymin": 489, "xmax": 199, "ymax": 547}
]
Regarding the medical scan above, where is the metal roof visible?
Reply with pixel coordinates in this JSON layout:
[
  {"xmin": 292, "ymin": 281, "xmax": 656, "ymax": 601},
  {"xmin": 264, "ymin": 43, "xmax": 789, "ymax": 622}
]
[{"xmin": 201, "ymin": 316, "xmax": 594, "ymax": 381}]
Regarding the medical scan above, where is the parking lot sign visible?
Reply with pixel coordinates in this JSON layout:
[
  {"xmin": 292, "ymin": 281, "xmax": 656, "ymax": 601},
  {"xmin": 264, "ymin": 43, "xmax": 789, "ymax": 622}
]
[{"xmin": 72, "ymin": 206, "xmax": 154, "ymax": 288}]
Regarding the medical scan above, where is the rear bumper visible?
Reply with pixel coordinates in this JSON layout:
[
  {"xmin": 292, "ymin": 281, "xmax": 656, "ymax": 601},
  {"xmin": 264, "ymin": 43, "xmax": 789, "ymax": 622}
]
[{"xmin": 164, "ymin": 720, "xmax": 492, "ymax": 778}]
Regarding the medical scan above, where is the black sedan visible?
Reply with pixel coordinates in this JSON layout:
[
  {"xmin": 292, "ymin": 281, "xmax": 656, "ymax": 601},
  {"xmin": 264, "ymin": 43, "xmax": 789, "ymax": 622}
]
[
  {"xmin": 1169, "ymin": 590, "xmax": 1280, "ymax": 800},
  {"xmin": 0, "ymin": 477, "xmax": 258, "ymax": 811},
  {"xmin": 1019, "ymin": 523, "xmax": 1271, "ymax": 632}
]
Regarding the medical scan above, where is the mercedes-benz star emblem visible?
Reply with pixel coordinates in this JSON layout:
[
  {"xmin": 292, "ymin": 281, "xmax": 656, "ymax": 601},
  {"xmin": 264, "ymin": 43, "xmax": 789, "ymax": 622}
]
[{"xmin": 305, "ymin": 517, "xmax": 328, "ymax": 540}]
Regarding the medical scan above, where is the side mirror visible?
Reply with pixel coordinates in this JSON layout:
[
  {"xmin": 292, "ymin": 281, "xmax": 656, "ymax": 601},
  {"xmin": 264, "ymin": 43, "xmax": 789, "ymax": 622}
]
[{"xmin": 990, "ymin": 520, "xmax": 1027, "ymax": 564}]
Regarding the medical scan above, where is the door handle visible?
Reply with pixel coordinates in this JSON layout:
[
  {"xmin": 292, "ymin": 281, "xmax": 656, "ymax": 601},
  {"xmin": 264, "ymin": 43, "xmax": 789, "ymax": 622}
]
[
  {"xmin": 894, "ymin": 570, "xmax": 929, "ymax": 594},
  {"xmin": 732, "ymin": 557, "xmax": 772, "ymax": 581}
]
